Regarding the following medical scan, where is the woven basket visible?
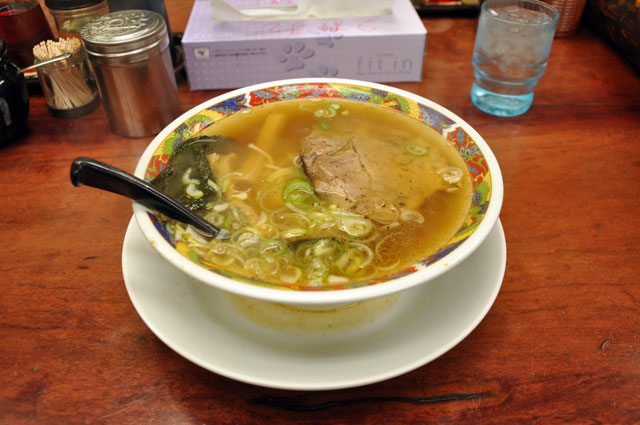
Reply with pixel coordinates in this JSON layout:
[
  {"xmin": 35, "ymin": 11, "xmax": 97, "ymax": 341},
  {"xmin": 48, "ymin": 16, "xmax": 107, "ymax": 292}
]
[{"xmin": 542, "ymin": 0, "xmax": 588, "ymax": 36}]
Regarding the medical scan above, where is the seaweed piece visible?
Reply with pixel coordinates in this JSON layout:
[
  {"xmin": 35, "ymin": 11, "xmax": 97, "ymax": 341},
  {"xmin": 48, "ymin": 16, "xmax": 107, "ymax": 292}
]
[{"xmin": 151, "ymin": 135, "xmax": 232, "ymax": 212}]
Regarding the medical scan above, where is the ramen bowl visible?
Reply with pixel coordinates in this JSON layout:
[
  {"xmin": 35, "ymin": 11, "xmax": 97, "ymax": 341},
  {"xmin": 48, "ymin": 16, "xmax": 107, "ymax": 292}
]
[{"xmin": 132, "ymin": 78, "xmax": 503, "ymax": 307}]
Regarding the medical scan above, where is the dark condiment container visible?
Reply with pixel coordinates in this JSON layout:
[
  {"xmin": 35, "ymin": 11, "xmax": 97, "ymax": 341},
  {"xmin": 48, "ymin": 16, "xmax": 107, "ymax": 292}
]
[
  {"xmin": 80, "ymin": 9, "xmax": 180, "ymax": 138},
  {"xmin": 44, "ymin": 0, "xmax": 110, "ymax": 39},
  {"xmin": 0, "ymin": 38, "xmax": 29, "ymax": 146}
]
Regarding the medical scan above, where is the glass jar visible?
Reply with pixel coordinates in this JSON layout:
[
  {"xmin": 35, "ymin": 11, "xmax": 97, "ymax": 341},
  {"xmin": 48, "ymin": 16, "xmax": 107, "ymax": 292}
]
[
  {"xmin": 34, "ymin": 38, "xmax": 100, "ymax": 118},
  {"xmin": 44, "ymin": 0, "xmax": 109, "ymax": 39},
  {"xmin": 0, "ymin": 38, "xmax": 29, "ymax": 145},
  {"xmin": 0, "ymin": 0, "xmax": 54, "ymax": 68}
]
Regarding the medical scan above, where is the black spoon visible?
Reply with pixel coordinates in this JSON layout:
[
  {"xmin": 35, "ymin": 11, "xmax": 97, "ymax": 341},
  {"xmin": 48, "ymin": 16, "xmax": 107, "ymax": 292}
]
[{"xmin": 70, "ymin": 157, "xmax": 230, "ymax": 239}]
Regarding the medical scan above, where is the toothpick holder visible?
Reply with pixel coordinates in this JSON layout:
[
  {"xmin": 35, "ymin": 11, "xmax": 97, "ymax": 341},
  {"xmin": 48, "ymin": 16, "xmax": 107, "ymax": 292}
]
[{"xmin": 36, "ymin": 47, "xmax": 100, "ymax": 118}]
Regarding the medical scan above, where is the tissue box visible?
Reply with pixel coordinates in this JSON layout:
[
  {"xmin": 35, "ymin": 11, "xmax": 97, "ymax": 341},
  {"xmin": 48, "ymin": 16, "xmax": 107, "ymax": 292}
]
[{"xmin": 182, "ymin": 0, "xmax": 427, "ymax": 90}]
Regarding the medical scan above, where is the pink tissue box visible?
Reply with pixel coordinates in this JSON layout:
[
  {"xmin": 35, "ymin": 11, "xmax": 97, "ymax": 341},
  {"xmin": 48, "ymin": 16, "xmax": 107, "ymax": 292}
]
[{"xmin": 182, "ymin": 0, "xmax": 427, "ymax": 90}]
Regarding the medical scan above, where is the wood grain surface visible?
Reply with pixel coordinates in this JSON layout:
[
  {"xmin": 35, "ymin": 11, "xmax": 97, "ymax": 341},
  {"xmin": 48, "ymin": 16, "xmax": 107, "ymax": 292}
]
[{"xmin": 2, "ymin": 2, "xmax": 639, "ymax": 424}]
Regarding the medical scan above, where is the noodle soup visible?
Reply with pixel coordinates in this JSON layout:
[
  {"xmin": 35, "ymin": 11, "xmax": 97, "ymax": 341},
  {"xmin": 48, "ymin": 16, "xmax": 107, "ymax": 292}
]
[{"xmin": 151, "ymin": 98, "xmax": 472, "ymax": 289}]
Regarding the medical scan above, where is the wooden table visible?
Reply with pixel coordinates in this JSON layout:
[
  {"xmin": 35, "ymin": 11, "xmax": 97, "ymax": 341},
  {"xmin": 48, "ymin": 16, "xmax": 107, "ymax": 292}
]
[{"xmin": 3, "ymin": 3, "xmax": 639, "ymax": 424}]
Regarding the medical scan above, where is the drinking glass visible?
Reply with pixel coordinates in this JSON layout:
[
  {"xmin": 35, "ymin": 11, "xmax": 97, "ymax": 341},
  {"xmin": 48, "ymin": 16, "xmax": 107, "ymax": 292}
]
[
  {"xmin": 471, "ymin": 0, "xmax": 559, "ymax": 117},
  {"xmin": 0, "ymin": 0, "xmax": 53, "ymax": 68}
]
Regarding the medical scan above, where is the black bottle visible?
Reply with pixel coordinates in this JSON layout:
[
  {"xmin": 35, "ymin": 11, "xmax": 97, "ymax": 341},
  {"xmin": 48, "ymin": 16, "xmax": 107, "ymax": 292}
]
[{"xmin": 0, "ymin": 38, "xmax": 29, "ymax": 146}]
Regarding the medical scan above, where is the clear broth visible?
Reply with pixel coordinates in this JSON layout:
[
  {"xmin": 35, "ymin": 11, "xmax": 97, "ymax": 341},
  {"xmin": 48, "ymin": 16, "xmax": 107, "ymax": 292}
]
[{"xmin": 166, "ymin": 98, "xmax": 472, "ymax": 288}]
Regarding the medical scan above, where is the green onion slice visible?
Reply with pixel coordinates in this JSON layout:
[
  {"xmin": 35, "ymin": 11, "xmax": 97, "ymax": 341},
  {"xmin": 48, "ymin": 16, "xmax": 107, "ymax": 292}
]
[
  {"xmin": 282, "ymin": 179, "xmax": 315, "ymax": 205},
  {"xmin": 207, "ymin": 179, "xmax": 222, "ymax": 197},
  {"xmin": 280, "ymin": 266, "xmax": 302, "ymax": 284},
  {"xmin": 259, "ymin": 239, "xmax": 286, "ymax": 259},
  {"xmin": 307, "ymin": 258, "xmax": 329, "ymax": 283},
  {"xmin": 181, "ymin": 167, "xmax": 200, "ymax": 184},
  {"xmin": 282, "ymin": 228, "xmax": 308, "ymax": 239},
  {"xmin": 335, "ymin": 247, "xmax": 364, "ymax": 275},
  {"xmin": 312, "ymin": 238, "xmax": 345, "ymax": 263},
  {"xmin": 314, "ymin": 107, "xmax": 337, "ymax": 118},
  {"xmin": 338, "ymin": 214, "xmax": 373, "ymax": 237},
  {"xmin": 185, "ymin": 183, "xmax": 204, "ymax": 198},
  {"xmin": 405, "ymin": 144, "xmax": 429, "ymax": 156}
]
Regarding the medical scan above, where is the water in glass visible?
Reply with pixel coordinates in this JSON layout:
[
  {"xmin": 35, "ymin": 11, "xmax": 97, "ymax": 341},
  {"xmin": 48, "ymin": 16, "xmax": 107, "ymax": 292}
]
[{"xmin": 471, "ymin": 0, "xmax": 558, "ymax": 117}]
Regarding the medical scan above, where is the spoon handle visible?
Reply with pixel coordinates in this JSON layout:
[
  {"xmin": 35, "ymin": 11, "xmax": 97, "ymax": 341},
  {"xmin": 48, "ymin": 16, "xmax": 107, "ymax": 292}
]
[{"xmin": 70, "ymin": 157, "xmax": 229, "ymax": 239}]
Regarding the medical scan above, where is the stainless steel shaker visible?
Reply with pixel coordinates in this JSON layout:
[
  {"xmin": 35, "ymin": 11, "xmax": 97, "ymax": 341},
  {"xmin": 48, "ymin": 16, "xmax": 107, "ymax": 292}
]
[{"xmin": 80, "ymin": 9, "xmax": 180, "ymax": 137}]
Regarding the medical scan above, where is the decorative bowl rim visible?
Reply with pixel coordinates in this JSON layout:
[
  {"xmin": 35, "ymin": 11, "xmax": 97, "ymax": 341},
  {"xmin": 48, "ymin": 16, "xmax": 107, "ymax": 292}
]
[{"xmin": 132, "ymin": 77, "xmax": 503, "ymax": 306}]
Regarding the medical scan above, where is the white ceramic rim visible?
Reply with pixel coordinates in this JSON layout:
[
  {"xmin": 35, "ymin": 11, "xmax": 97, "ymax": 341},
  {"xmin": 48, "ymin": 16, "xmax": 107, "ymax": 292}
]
[{"xmin": 132, "ymin": 77, "xmax": 503, "ymax": 306}]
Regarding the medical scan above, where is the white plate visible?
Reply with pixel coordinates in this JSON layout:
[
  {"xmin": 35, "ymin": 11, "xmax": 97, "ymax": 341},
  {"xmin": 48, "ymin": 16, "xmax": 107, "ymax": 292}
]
[{"xmin": 122, "ymin": 218, "xmax": 506, "ymax": 391}]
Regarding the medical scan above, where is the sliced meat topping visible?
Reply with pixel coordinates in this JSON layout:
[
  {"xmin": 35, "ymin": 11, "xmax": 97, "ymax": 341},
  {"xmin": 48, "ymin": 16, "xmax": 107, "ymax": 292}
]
[{"xmin": 301, "ymin": 131, "xmax": 450, "ymax": 223}]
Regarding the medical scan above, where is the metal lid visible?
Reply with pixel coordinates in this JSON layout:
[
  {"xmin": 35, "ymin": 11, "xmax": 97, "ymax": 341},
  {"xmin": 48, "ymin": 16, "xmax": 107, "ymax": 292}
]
[
  {"xmin": 80, "ymin": 10, "xmax": 167, "ymax": 57},
  {"xmin": 45, "ymin": 0, "xmax": 104, "ymax": 10}
]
